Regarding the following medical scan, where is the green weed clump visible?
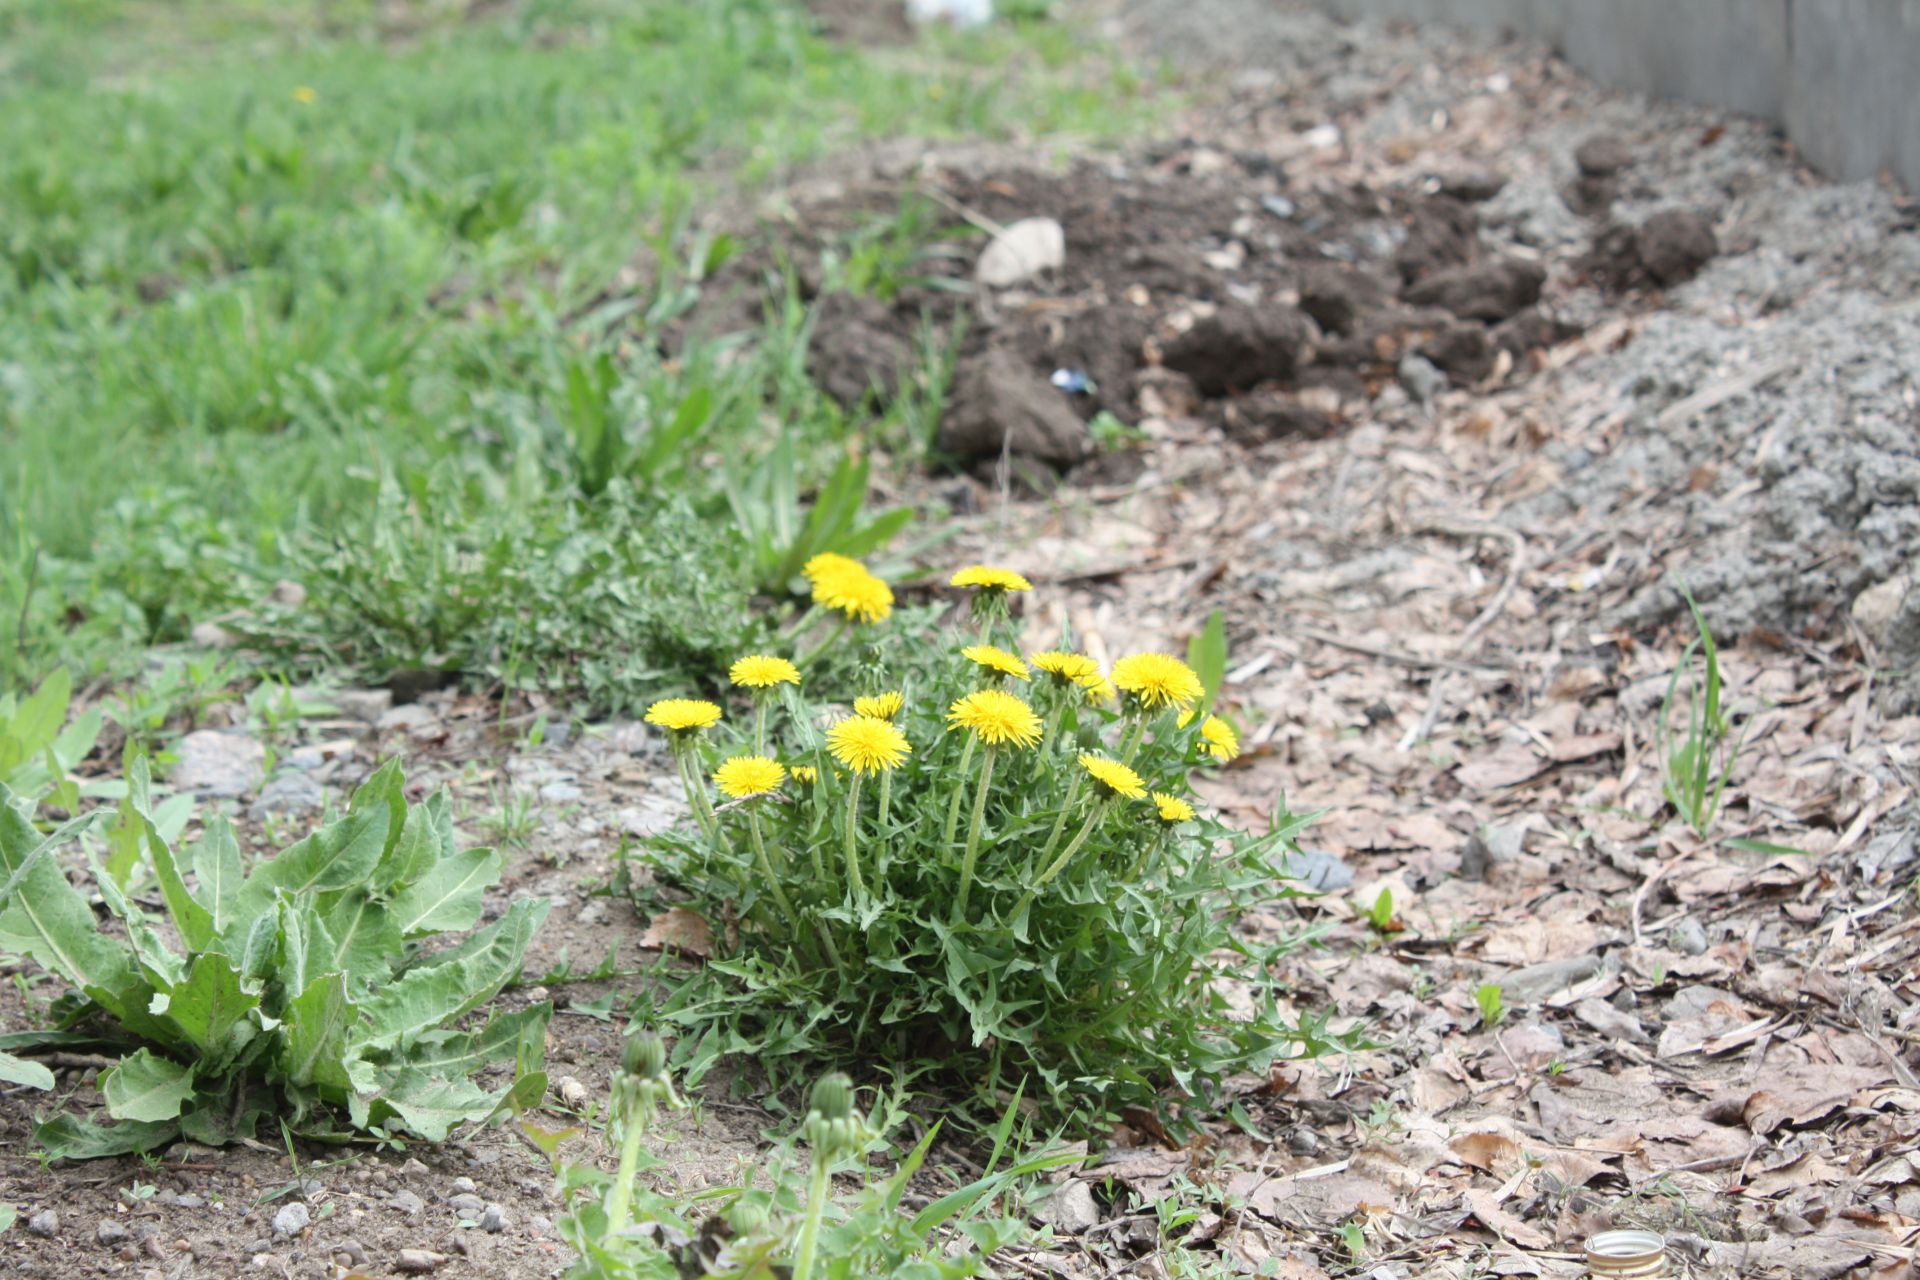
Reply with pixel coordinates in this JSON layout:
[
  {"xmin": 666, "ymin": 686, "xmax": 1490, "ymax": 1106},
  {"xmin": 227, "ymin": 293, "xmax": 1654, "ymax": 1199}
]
[
  {"xmin": 0, "ymin": 758, "xmax": 550, "ymax": 1158},
  {"xmin": 637, "ymin": 560, "xmax": 1339, "ymax": 1128},
  {"xmin": 553, "ymin": 1041, "xmax": 1057, "ymax": 1280}
]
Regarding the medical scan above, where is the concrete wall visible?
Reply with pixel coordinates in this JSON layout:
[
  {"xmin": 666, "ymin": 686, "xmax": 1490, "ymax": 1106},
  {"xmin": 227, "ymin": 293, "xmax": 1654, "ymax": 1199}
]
[{"xmin": 1313, "ymin": 0, "xmax": 1920, "ymax": 192}]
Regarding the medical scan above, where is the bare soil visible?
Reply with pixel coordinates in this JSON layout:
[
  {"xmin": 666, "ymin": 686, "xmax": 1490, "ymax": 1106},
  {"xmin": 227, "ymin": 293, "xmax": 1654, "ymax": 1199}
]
[{"xmin": 7, "ymin": 3, "xmax": 1920, "ymax": 1278}]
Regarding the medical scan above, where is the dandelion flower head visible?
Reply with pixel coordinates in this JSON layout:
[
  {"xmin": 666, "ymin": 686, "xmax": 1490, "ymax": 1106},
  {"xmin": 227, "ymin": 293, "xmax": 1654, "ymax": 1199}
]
[
  {"xmin": 827, "ymin": 715, "xmax": 911, "ymax": 774},
  {"xmin": 813, "ymin": 564, "xmax": 894, "ymax": 624},
  {"xmin": 961, "ymin": 644, "xmax": 1030, "ymax": 681},
  {"xmin": 854, "ymin": 691, "xmax": 904, "ymax": 720},
  {"xmin": 1153, "ymin": 792, "xmax": 1196, "ymax": 823},
  {"xmin": 1077, "ymin": 753, "xmax": 1147, "ymax": 800},
  {"xmin": 947, "ymin": 689, "xmax": 1043, "ymax": 749},
  {"xmin": 802, "ymin": 552, "xmax": 865, "ymax": 585},
  {"xmin": 714, "ymin": 755, "xmax": 785, "ymax": 799},
  {"xmin": 950, "ymin": 565, "xmax": 1033, "ymax": 593},
  {"xmin": 1031, "ymin": 650, "xmax": 1098, "ymax": 685},
  {"xmin": 1082, "ymin": 675, "xmax": 1118, "ymax": 703},
  {"xmin": 645, "ymin": 698, "xmax": 723, "ymax": 733},
  {"xmin": 1111, "ymin": 652, "xmax": 1205, "ymax": 711},
  {"xmin": 1198, "ymin": 715, "xmax": 1240, "ymax": 763},
  {"xmin": 729, "ymin": 654, "xmax": 801, "ymax": 690},
  {"xmin": 789, "ymin": 765, "xmax": 818, "ymax": 784}
]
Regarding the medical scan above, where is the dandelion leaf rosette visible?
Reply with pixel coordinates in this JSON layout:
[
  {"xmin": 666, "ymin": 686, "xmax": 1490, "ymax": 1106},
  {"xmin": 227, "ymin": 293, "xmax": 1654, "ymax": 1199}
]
[{"xmin": 0, "ymin": 758, "xmax": 550, "ymax": 1158}]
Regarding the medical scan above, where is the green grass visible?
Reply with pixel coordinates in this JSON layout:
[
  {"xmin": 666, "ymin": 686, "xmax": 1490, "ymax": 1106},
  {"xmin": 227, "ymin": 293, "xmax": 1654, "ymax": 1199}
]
[{"xmin": 0, "ymin": 0, "xmax": 1152, "ymax": 695}]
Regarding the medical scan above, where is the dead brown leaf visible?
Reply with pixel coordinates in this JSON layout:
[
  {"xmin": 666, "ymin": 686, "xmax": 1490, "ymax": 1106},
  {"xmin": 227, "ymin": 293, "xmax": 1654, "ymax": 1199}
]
[
  {"xmin": 1463, "ymin": 1188, "xmax": 1554, "ymax": 1250},
  {"xmin": 639, "ymin": 907, "xmax": 714, "ymax": 958}
]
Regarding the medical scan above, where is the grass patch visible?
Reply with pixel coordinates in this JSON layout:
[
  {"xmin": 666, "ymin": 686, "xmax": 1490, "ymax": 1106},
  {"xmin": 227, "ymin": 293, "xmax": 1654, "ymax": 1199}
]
[{"xmin": 0, "ymin": 0, "xmax": 1153, "ymax": 696}]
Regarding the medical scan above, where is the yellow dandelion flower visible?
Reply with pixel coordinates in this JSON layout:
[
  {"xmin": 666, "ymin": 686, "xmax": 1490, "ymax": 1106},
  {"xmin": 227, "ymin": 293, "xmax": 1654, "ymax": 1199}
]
[
  {"xmin": 854, "ymin": 691, "xmax": 904, "ymax": 720},
  {"xmin": 729, "ymin": 654, "xmax": 801, "ymax": 690},
  {"xmin": 951, "ymin": 565, "xmax": 1033, "ymax": 593},
  {"xmin": 713, "ymin": 755, "xmax": 785, "ymax": 799},
  {"xmin": 644, "ymin": 698, "xmax": 723, "ymax": 733},
  {"xmin": 947, "ymin": 689, "xmax": 1043, "ymax": 748},
  {"xmin": 1081, "ymin": 675, "xmax": 1118, "ymax": 703},
  {"xmin": 1153, "ymin": 792, "xmax": 1196, "ymax": 823},
  {"xmin": 789, "ymin": 765, "xmax": 818, "ymax": 784},
  {"xmin": 1031, "ymin": 650, "xmax": 1099, "ymax": 684},
  {"xmin": 1111, "ymin": 652, "xmax": 1205, "ymax": 711},
  {"xmin": 827, "ymin": 715, "xmax": 911, "ymax": 774},
  {"xmin": 961, "ymin": 644, "xmax": 1030, "ymax": 681},
  {"xmin": 1077, "ymin": 753, "xmax": 1147, "ymax": 799},
  {"xmin": 813, "ymin": 566, "xmax": 894, "ymax": 624},
  {"xmin": 292, "ymin": 85, "xmax": 318, "ymax": 105},
  {"xmin": 1198, "ymin": 715, "xmax": 1240, "ymax": 763},
  {"xmin": 802, "ymin": 552, "xmax": 865, "ymax": 584}
]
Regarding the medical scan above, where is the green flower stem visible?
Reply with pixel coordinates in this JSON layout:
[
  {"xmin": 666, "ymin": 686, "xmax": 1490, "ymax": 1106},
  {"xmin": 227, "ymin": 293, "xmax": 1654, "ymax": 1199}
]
[
  {"xmin": 673, "ymin": 746, "xmax": 719, "ymax": 844},
  {"xmin": 604, "ymin": 1087, "xmax": 654, "ymax": 1236},
  {"xmin": 754, "ymin": 698, "xmax": 769, "ymax": 754},
  {"xmin": 952, "ymin": 744, "xmax": 998, "ymax": 922},
  {"xmin": 1033, "ymin": 769, "xmax": 1085, "ymax": 869},
  {"xmin": 1042, "ymin": 700, "xmax": 1065, "ymax": 753},
  {"xmin": 796, "ymin": 615, "xmax": 848, "ymax": 669},
  {"xmin": 1125, "ymin": 828, "xmax": 1170, "ymax": 881},
  {"xmin": 784, "ymin": 602, "xmax": 822, "ymax": 637},
  {"xmin": 1118, "ymin": 720, "xmax": 1147, "ymax": 766},
  {"xmin": 842, "ymin": 772, "xmax": 867, "ymax": 901},
  {"xmin": 1009, "ymin": 797, "xmax": 1110, "ymax": 921},
  {"xmin": 876, "ymin": 768, "xmax": 893, "ymax": 844},
  {"xmin": 793, "ymin": 1150, "xmax": 831, "ymax": 1280},
  {"xmin": 747, "ymin": 808, "xmax": 802, "ymax": 938},
  {"xmin": 939, "ymin": 733, "xmax": 977, "ymax": 858}
]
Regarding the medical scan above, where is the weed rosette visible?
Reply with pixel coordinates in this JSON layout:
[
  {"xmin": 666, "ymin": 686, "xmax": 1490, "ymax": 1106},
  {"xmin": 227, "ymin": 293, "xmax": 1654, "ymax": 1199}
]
[{"xmin": 638, "ymin": 563, "xmax": 1338, "ymax": 1129}]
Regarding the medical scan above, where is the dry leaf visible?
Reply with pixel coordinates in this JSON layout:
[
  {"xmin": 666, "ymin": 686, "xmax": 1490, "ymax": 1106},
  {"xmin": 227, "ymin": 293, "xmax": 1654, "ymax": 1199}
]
[
  {"xmin": 639, "ymin": 907, "xmax": 714, "ymax": 958},
  {"xmin": 1463, "ymin": 1188, "xmax": 1554, "ymax": 1250}
]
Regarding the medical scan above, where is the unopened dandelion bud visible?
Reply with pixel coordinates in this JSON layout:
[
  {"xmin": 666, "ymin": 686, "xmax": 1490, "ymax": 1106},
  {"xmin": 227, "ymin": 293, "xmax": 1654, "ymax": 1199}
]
[
  {"xmin": 622, "ymin": 1030, "xmax": 668, "ymax": 1081},
  {"xmin": 727, "ymin": 1199, "xmax": 771, "ymax": 1236},
  {"xmin": 809, "ymin": 1072, "xmax": 856, "ymax": 1122}
]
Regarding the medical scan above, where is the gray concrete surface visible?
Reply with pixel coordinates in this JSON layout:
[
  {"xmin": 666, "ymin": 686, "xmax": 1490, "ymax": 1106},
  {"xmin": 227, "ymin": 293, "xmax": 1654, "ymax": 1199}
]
[{"xmin": 1312, "ymin": 0, "xmax": 1919, "ymax": 192}]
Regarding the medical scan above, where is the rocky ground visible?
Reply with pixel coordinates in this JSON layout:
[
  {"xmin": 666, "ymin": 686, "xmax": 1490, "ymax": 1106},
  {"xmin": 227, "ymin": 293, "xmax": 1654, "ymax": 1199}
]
[{"xmin": 4, "ymin": 2, "xmax": 1919, "ymax": 1278}]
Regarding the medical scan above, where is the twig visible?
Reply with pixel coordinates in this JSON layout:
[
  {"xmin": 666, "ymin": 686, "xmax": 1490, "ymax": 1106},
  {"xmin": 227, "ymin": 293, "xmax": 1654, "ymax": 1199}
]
[
  {"xmin": 912, "ymin": 182, "xmax": 1009, "ymax": 239},
  {"xmin": 1287, "ymin": 626, "xmax": 1505, "ymax": 675},
  {"xmin": 1629, "ymin": 850, "xmax": 1695, "ymax": 944},
  {"xmin": 1415, "ymin": 517, "xmax": 1527, "ymax": 652}
]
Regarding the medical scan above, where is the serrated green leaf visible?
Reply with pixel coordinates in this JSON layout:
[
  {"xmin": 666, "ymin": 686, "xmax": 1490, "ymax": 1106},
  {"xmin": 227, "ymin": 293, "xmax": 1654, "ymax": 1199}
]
[
  {"xmin": 280, "ymin": 972, "xmax": 357, "ymax": 1093},
  {"xmin": 190, "ymin": 817, "xmax": 243, "ymax": 938},
  {"xmin": 126, "ymin": 756, "xmax": 216, "ymax": 951},
  {"xmin": 318, "ymin": 891, "xmax": 401, "ymax": 986},
  {"xmin": 388, "ymin": 846, "xmax": 503, "ymax": 937},
  {"xmin": 163, "ymin": 953, "xmax": 259, "ymax": 1068},
  {"xmin": 0, "ymin": 795, "xmax": 148, "ymax": 1024},
  {"xmin": 377, "ymin": 789, "xmax": 452, "ymax": 892},
  {"xmin": 395, "ymin": 1004, "xmax": 550, "ymax": 1079},
  {"xmin": 0, "ymin": 1051, "xmax": 53, "ymax": 1090},
  {"xmin": 364, "ymin": 899, "xmax": 548, "ymax": 1048},
  {"xmin": 101, "ymin": 1048, "xmax": 196, "ymax": 1123},
  {"xmin": 366, "ymin": 1069, "xmax": 501, "ymax": 1142},
  {"xmin": 1, "ymin": 669, "xmax": 69, "ymax": 779},
  {"xmin": 34, "ymin": 1111, "xmax": 179, "ymax": 1159}
]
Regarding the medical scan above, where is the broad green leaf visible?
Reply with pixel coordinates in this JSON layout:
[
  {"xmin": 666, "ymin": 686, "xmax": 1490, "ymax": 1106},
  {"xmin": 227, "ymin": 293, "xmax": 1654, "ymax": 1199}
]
[
  {"xmin": 0, "ymin": 1051, "xmax": 53, "ymax": 1090},
  {"xmin": 126, "ymin": 757, "xmax": 214, "ymax": 951},
  {"xmin": 367, "ymin": 1069, "xmax": 501, "ymax": 1142},
  {"xmin": 34, "ymin": 1112, "xmax": 179, "ymax": 1160},
  {"xmin": 0, "ymin": 795, "xmax": 145, "ymax": 1019},
  {"xmin": 388, "ymin": 847, "xmax": 503, "ymax": 937},
  {"xmin": 0, "ymin": 1204, "xmax": 15, "ymax": 1234},
  {"xmin": 314, "ymin": 891, "xmax": 398, "ymax": 986},
  {"xmin": 364, "ymin": 899, "xmax": 548, "ymax": 1047},
  {"xmin": 178, "ymin": 1083, "xmax": 264, "ymax": 1147},
  {"xmin": 1187, "ymin": 609, "xmax": 1228, "ymax": 717},
  {"xmin": 393, "ymin": 1004, "xmax": 550, "ymax": 1079},
  {"xmin": 51, "ymin": 706, "xmax": 101, "ymax": 773},
  {"xmin": 0, "ymin": 669, "xmax": 69, "ymax": 777},
  {"xmin": 101, "ymin": 1049, "xmax": 196, "ymax": 1123},
  {"xmin": 190, "ymin": 817, "xmax": 244, "ymax": 938},
  {"xmin": 163, "ymin": 953, "xmax": 259, "ymax": 1068},
  {"xmin": 280, "ymin": 972, "xmax": 357, "ymax": 1093},
  {"xmin": 94, "ymin": 870, "xmax": 186, "ymax": 991},
  {"xmin": 239, "ymin": 767, "xmax": 397, "ymax": 910},
  {"xmin": 378, "ymin": 789, "xmax": 453, "ymax": 892}
]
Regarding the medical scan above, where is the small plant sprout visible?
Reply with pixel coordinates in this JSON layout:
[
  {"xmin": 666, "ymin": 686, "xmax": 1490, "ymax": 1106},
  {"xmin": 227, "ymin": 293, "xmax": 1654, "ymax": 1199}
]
[
  {"xmin": 1475, "ymin": 983, "xmax": 1507, "ymax": 1028},
  {"xmin": 1362, "ymin": 887, "xmax": 1398, "ymax": 933},
  {"xmin": 1657, "ymin": 581, "xmax": 1752, "ymax": 838},
  {"xmin": 604, "ymin": 1031, "xmax": 681, "ymax": 1236},
  {"xmin": 794, "ymin": 1073, "xmax": 871, "ymax": 1280}
]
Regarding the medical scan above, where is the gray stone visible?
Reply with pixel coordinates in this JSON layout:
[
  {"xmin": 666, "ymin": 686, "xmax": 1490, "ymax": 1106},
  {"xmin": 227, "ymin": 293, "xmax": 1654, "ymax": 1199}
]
[
  {"xmin": 1281, "ymin": 847, "xmax": 1355, "ymax": 892},
  {"xmin": 249, "ymin": 772, "xmax": 324, "ymax": 821},
  {"xmin": 1668, "ymin": 917, "xmax": 1710, "ymax": 956},
  {"xmin": 271, "ymin": 1202, "xmax": 310, "ymax": 1237},
  {"xmin": 389, "ymin": 1190, "xmax": 426, "ymax": 1217},
  {"xmin": 1574, "ymin": 133, "xmax": 1634, "ymax": 177},
  {"xmin": 448, "ymin": 1194, "xmax": 485, "ymax": 1218},
  {"xmin": 1036, "ymin": 1180, "xmax": 1100, "ymax": 1235},
  {"xmin": 975, "ymin": 217, "xmax": 1066, "ymax": 288},
  {"xmin": 335, "ymin": 689, "xmax": 393, "ymax": 724},
  {"xmin": 479, "ymin": 1204, "xmax": 509, "ymax": 1234},
  {"xmin": 539, "ymin": 782, "xmax": 584, "ymax": 805},
  {"xmin": 170, "ymin": 730, "xmax": 266, "ymax": 799},
  {"xmin": 376, "ymin": 704, "xmax": 439, "ymax": 735},
  {"xmin": 96, "ymin": 1218, "xmax": 130, "ymax": 1246},
  {"xmin": 449, "ymin": 1176, "xmax": 477, "ymax": 1194},
  {"xmin": 169, "ymin": 1194, "xmax": 205, "ymax": 1209},
  {"xmin": 1396, "ymin": 353, "xmax": 1447, "ymax": 407},
  {"xmin": 27, "ymin": 1210, "xmax": 57, "ymax": 1238}
]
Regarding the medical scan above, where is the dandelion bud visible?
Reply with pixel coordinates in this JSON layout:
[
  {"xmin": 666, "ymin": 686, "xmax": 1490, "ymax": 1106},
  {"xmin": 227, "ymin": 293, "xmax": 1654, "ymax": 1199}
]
[
  {"xmin": 622, "ymin": 1030, "xmax": 668, "ymax": 1081},
  {"xmin": 727, "ymin": 1199, "xmax": 771, "ymax": 1235},
  {"xmin": 808, "ymin": 1072, "xmax": 856, "ymax": 1122}
]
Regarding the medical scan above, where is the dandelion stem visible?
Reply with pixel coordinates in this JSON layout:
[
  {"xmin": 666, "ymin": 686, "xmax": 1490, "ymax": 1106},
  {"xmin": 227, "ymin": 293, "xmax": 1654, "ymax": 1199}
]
[
  {"xmin": 1118, "ymin": 720, "xmax": 1146, "ymax": 766},
  {"xmin": 876, "ymin": 769, "xmax": 893, "ymax": 844},
  {"xmin": 784, "ymin": 602, "xmax": 822, "ymax": 637},
  {"xmin": 754, "ymin": 699, "xmax": 768, "ymax": 754},
  {"xmin": 1125, "ymin": 828, "xmax": 1169, "ymax": 881},
  {"xmin": 940, "ymin": 733, "xmax": 977, "ymax": 858},
  {"xmin": 673, "ymin": 747, "xmax": 719, "ymax": 844},
  {"xmin": 842, "ymin": 772, "xmax": 867, "ymax": 902},
  {"xmin": 1010, "ymin": 797, "xmax": 1109, "ymax": 922},
  {"xmin": 953, "ymin": 745, "xmax": 998, "ymax": 922},
  {"xmin": 747, "ymin": 808, "xmax": 803, "ymax": 940},
  {"xmin": 793, "ymin": 1147, "xmax": 831, "ymax": 1280},
  {"xmin": 605, "ymin": 1086, "xmax": 654, "ymax": 1236},
  {"xmin": 796, "ymin": 615, "xmax": 848, "ymax": 669},
  {"xmin": 1033, "ymin": 769, "xmax": 1084, "ymax": 869}
]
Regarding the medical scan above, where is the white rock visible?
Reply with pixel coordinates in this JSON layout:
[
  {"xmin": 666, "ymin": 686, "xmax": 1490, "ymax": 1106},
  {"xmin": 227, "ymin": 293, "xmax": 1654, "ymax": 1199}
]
[
  {"xmin": 907, "ymin": 0, "xmax": 992, "ymax": 28},
  {"xmin": 271, "ymin": 1201, "xmax": 310, "ymax": 1237},
  {"xmin": 1852, "ymin": 574, "xmax": 1911, "ymax": 646},
  {"xmin": 975, "ymin": 217, "xmax": 1065, "ymax": 288},
  {"xmin": 1035, "ymin": 1180, "xmax": 1099, "ymax": 1235},
  {"xmin": 171, "ymin": 730, "xmax": 266, "ymax": 799}
]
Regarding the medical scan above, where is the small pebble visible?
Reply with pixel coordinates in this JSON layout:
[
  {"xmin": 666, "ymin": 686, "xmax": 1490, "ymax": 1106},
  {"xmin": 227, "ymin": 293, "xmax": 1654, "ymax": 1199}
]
[
  {"xmin": 397, "ymin": 1248, "xmax": 447, "ymax": 1273},
  {"xmin": 400, "ymin": 1158, "xmax": 430, "ymax": 1177},
  {"xmin": 271, "ymin": 1202, "xmax": 310, "ymax": 1237},
  {"xmin": 334, "ymin": 1240, "xmax": 369, "ymax": 1267},
  {"xmin": 97, "ymin": 1219, "xmax": 131, "ymax": 1247},
  {"xmin": 449, "ymin": 1193, "xmax": 485, "ymax": 1218},
  {"xmin": 389, "ymin": 1190, "xmax": 425, "ymax": 1217},
  {"xmin": 169, "ymin": 1194, "xmax": 205, "ymax": 1209},
  {"xmin": 27, "ymin": 1210, "xmax": 57, "ymax": 1238},
  {"xmin": 1669, "ymin": 917, "xmax": 1710, "ymax": 956},
  {"xmin": 480, "ymin": 1204, "xmax": 508, "ymax": 1234},
  {"xmin": 449, "ymin": 1176, "xmax": 477, "ymax": 1195}
]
